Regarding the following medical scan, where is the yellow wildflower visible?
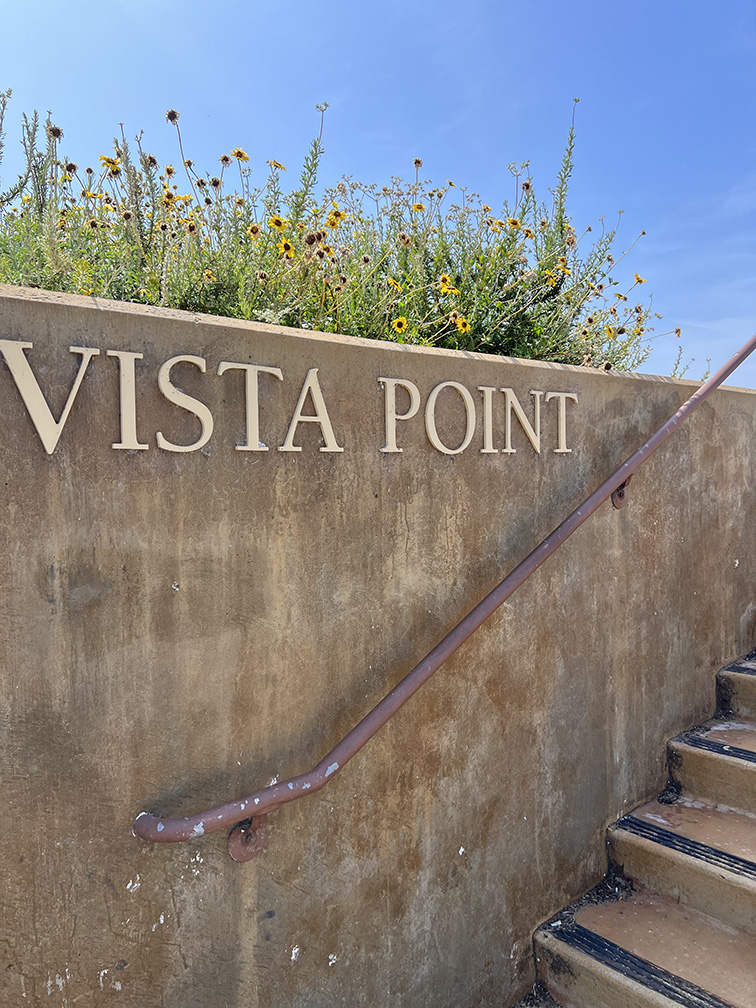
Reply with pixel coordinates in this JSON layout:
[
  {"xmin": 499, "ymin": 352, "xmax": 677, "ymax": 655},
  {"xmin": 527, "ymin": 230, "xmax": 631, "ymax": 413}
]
[
  {"xmin": 634, "ymin": 273, "xmax": 646, "ymax": 284},
  {"xmin": 231, "ymin": 148, "xmax": 249, "ymax": 162},
  {"xmin": 392, "ymin": 317, "xmax": 408, "ymax": 333},
  {"xmin": 269, "ymin": 215, "xmax": 288, "ymax": 231},
  {"xmin": 456, "ymin": 317, "xmax": 471, "ymax": 334},
  {"xmin": 412, "ymin": 202, "xmax": 425, "ymax": 212},
  {"xmin": 267, "ymin": 160, "xmax": 286, "ymax": 170},
  {"xmin": 203, "ymin": 269, "xmax": 217, "ymax": 281},
  {"xmin": 507, "ymin": 217, "xmax": 521, "ymax": 229},
  {"xmin": 278, "ymin": 239, "xmax": 295, "ymax": 258},
  {"xmin": 247, "ymin": 223, "xmax": 262, "ymax": 239},
  {"xmin": 387, "ymin": 277, "xmax": 403, "ymax": 292},
  {"xmin": 439, "ymin": 274, "xmax": 452, "ymax": 286}
]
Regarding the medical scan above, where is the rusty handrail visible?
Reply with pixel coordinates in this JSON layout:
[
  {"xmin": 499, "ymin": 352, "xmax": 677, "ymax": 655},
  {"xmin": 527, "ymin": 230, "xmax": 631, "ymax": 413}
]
[{"xmin": 134, "ymin": 334, "xmax": 756, "ymax": 860}]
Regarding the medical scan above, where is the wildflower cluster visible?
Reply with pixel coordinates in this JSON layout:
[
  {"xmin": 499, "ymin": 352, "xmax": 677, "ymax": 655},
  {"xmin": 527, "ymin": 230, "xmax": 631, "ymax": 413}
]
[{"xmin": 0, "ymin": 92, "xmax": 667, "ymax": 370}]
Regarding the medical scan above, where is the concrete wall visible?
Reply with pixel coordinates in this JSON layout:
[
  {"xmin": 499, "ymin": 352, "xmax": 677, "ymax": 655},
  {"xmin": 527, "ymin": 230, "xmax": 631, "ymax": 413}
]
[{"xmin": 1, "ymin": 284, "xmax": 754, "ymax": 1007}]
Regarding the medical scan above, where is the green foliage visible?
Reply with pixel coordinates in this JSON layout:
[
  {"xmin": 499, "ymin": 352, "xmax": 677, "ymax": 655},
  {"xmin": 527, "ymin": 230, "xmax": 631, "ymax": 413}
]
[{"xmin": 0, "ymin": 95, "xmax": 671, "ymax": 371}]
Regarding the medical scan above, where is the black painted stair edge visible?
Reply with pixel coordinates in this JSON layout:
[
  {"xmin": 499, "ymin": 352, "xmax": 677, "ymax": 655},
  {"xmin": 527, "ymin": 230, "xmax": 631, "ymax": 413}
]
[
  {"xmin": 724, "ymin": 648, "xmax": 756, "ymax": 674},
  {"xmin": 614, "ymin": 815, "xmax": 756, "ymax": 881},
  {"xmin": 542, "ymin": 923, "xmax": 737, "ymax": 1008},
  {"xmin": 673, "ymin": 734, "xmax": 756, "ymax": 764}
]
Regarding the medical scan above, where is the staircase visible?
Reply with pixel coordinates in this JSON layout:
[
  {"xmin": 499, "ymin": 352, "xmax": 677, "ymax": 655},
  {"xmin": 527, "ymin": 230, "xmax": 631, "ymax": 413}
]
[{"xmin": 519, "ymin": 650, "xmax": 756, "ymax": 1008}]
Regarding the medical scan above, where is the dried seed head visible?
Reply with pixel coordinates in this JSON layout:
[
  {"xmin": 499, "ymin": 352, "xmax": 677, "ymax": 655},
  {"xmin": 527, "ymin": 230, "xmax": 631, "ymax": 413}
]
[
  {"xmin": 219, "ymin": 154, "xmax": 232, "ymax": 166},
  {"xmin": 166, "ymin": 109, "xmax": 180, "ymax": 124},
  {"xmin": 65, "ymin": 162, "xmax": 78, "ymax": 174},
  {"xmin": 210, "ymin": 177, "xmax": 221, "ymax": 189},
  {"xmin": 521, "ymin": 180, "xmax": 532, "ymax": 193},
  {"xmin": 195, "ymin": 177, "xmax": 207, "ymax": 188},
  {"xmin": 304, "ymin": 232, "xmax": 318, "ymax": 246},
  {"xmin": 361, "ymin": 254, "xmax": 370, "ymax": 264},
  {"xmin": 601, "ymin": 361, "xmax": 612, "ymax": 371},
  {"xmin": 122, "ymin": 210, "xmax": 132, "ymax": 221},
  {"xmin": 204, "ymin": 197, "xmax": 212, "ymax": 206},
  {"xmin": 85, "ymin": 167, "xmax": 94, "ymax": 175},
  {"xmin": 257, "ymin": 271, "xmax": 268, "ymax": 281},
  {"xmin": 413, "ymin": 158, "xmax": 423, "ymax": 168},
  {"xmin": 147, "ymin": 154, "xmax": 158, "ymax": 167},
  {"xmin": 582, "ymin": 355, "xmax": 592, "ymax": 366},
  {"xmin": 47, "ymin": 124, "xmax": 64, "ymax": 140},
  {"xmin": 397, "ymin": 231, "xmax": 411, "ymax": 247}
]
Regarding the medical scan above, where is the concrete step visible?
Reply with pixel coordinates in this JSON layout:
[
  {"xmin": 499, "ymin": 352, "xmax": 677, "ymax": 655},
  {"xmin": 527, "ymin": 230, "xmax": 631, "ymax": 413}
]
[
  {"xmin": 718, "ymin": 650, "xmax": 756, "ymax": 721},
  {"xmin": 669, "ymin": 718, "xmax": 756, "ymax": 813},
  {"xmin": 607, "ymin": 797, "xmax": 756, "ymax": 934},
  {"xmin": 535, "ymin": 887, "xmax": 756, "ymax": 1008}
]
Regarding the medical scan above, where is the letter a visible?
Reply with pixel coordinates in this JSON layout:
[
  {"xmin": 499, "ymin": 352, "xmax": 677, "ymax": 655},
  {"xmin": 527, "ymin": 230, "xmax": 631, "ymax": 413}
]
[{"xmin": 278, "ymin": 368, "xmax": 344, "ymax": 453}]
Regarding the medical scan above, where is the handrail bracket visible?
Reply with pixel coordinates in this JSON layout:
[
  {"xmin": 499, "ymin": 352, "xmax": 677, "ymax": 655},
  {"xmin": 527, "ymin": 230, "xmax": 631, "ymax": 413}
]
[
  {"xmin": 611, "ymin": 475, "xmax": 633, "ymax": 509},
  {"xmin": 228, "ymin": 815, "xmax": 268, "ymax": 862}
]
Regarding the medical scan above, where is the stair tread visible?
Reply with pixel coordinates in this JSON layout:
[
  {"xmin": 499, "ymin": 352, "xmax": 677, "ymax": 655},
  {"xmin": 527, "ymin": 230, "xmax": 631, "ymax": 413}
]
[
  {"xmin": 673, "ymin": 718, "xmax": 756, "ymax": 764},
  {"xmin": 571, "ymin": 887, "xmax": 756, "ymax": 1008},
  {"xmin": 628, "ymin": 796, "xmax": 756, "ymax": 866},
  {"xmin": 698, "ymin": 720, "xmax": 756, "ymax": 752}
]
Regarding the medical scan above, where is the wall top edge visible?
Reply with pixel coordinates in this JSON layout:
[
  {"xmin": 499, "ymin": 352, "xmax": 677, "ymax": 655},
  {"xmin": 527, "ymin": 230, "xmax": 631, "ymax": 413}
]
[{"xmin": 2, "ymin": 283, "xmax": 753, "ymax": 395}]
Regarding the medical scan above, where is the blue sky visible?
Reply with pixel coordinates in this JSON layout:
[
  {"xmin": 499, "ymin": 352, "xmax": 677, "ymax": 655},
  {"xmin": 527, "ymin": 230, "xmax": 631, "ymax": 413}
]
[{"xmin": 2, "ymin": 0, "xmax": 754, "ymax": 385}]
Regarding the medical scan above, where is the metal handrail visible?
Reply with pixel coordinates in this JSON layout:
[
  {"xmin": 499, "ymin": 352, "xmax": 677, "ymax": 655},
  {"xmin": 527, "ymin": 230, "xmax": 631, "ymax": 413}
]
[{"xmin": 134, "ymin": 333, "xmax": 756, "ymax": 861}]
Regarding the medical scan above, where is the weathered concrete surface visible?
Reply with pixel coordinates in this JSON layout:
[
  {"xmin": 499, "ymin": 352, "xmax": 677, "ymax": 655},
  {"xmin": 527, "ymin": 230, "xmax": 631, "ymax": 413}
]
[{"xmin": 0, "ymin": 284, "xmax": 754, "ymax": 1007}]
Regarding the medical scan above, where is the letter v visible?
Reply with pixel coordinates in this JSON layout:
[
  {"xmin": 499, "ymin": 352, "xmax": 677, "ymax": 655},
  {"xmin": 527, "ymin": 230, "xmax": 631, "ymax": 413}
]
[{"xmin": 0, "ymin": 341, "xmax": 100, "ymax": 454}]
